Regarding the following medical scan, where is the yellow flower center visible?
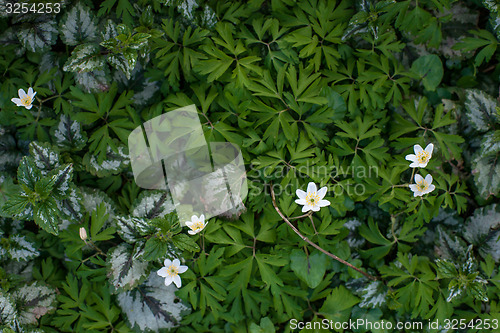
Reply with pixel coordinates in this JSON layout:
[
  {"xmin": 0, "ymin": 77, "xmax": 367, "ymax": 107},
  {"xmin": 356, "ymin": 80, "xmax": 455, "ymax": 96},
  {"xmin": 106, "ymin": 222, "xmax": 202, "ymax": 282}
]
[
  {"xmin": 417, "ymin": 180, "xmax": 429, "ymax": 192},
  {"xmin": 416, "ymin": 151, "xmax": 429, "ymax": 164},
  {"xmin": 167, "ymin": 265, "xmax": 179, "ymax": 277},
  {"xmin": 305, "ymin": 193, "xmax": 320, "ymax": 206},
  {"xmin": 21, "ymin": 95, "xmax": 32, "ymax": 106},
  {"xmin": 190, "ymin": 221, "xmax": 204, "ymax": 231}
]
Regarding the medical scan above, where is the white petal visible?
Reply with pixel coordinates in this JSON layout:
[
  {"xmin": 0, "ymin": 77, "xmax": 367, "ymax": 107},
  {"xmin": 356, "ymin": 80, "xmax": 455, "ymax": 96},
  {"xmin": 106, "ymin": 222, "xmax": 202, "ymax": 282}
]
[
  {"xmin": 311, "ymin": 205, "xmax": 321, "ymax": 212},
  {"xmin": 414, "ymin": 174, "xmax": 424, "ymax": 183},
  {"xmin": 302, "ymin": 205, "xmax": 311, "ymax": 213},
  {"xmin": 27, "ymin": 87, "xmax": 34, "ymax": 97},
  {"xmin": 25, "ymin": 104, "xmax": 33, "ymax": 110},
  {"xmin": 163, "ymin": 259, "xmax": 172, "ymax": 267},
  {"xmin": 11, "ymin": 98, "xmax": 22, "ymax": 105},
  {"xmin": 317, "ymin": 187, "xmax": 327, "ymax": 199},
  {"xmin": 419, "ymin": 161, "xmax": 428, "ymax": 168},
  {"xmin": 18, "ymin": 88, "xmax": 26, "ymax": 98},
  {"xmin": 405, "ymin": 154, "xmax": 417, "ymax": 162},
  {"xmin": 157, "ymin": 267, "xmax": 169, "ymax": 277},
  {"xmin": 307, "ymin": 182, "xmax": 317, "ymax": 195},
  {"xmin": 185, "ymin": 221, "xmax": 193, "ymax": 228},
  {"xmin": 409, "ymin": 184, "xmax": 418, "ymax": 192},
  {"xmin": 178, "ymin": 265, "xmax": 188, "ymax": 273},
  {"xmin": 296, "ymin": 189, "xmax": 307, "ymax": 200},
  {"xmin": 164, "ymin": 276, "xmax": 173, "ymax": 286},
  {"xmin": 318, "ymin": 199, "xmax": 330, "ymax": 207},
  {"xmin": 425, "ymin": 143, "xmax": 434, "ymax": 155},
  {"xmin": 191, "ymin": 215, "xmax": 198, "ymax": 223},
  {"xmin": 188, "ymin": 230, "xmax": 196, "ymax": 235},
  {"xmin": 414, "ymin": 191, "xmax": 423, "ymax": 197},
  {"xmin": 424, "ymin": 174, "xmax": 433, "ymax": 184},
  {"xmin": 409, "ymin": 162, "xmax": 420, "ymax": 168},
  {"xmin": 414, "ymin": 144, "xmax": 423, "ymax": 154},
  {"xmin": 295, "ymin": 199, "xmax": 306, "ymax": 205},
  {"xmin": 173, "ymin": 275, "xmax": 182, "ymax": 288},
  {"xmin": 200, "ymin": 214, "xmax": 205, "ymax": 222},
  {"xmin": 172, "ymin": 259, "xmax": 180, "ymax": 267},
  {"xmin": 427, "ymin": 184, "xmax": 435, "ymax": 193}
]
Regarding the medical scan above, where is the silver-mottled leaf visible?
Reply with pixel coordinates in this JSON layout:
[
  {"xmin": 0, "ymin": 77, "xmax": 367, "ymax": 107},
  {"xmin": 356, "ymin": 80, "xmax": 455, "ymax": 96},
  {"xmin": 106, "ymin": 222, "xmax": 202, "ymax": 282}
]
[
  {"xmin": 11, "ymin": 282, "xmax": 56, "ymax": 325},
  {"xmin": 464, "ymin": 89, "xmax": 499, "ymax": 132},
  {"xmin": 75, "ymin": 69, "xmax": 110, "ymax": 93},
  {"xmin": 54, "ymin": 115, "xmax": 87, "ymax": 151},
  {"xmin": 80, "ymin": 187, "xmax": 117, "ymax": 222},
  {"xmin": 107, "ymin": 243, "xmax": 149, "ymax": 291},
  {"xmin": 117, "ymin": 272, "xmax": 190, "ymax": 332},
  {"xmin": 7, "ymin": 235, "xmax": 39, "ymax": 261},
  {"xmin": 59, "ymin": 3, "xmax": 98, "ymax": 46},
  {"xmin": 29, "ymin": 142, "xmax": 60, "ymax": 175},
  {"xmin": 463, "ymin": 204, "xmax": 500, "ymax": 261},
  {"xmin": 359, "ymin": 281, "xmax": 387, "ymax": 309},
  {"xmin": 17, "ymin": 21, "xmax": 58, "ymax": 52},
  {"xmin": 131, "ymin": 191, "xmax": 175, "ymax": 219},
  {"xmin": 116, "ymin": 216, "xmax": 155, "ymax": 243},
  {"xmin": 83, "ymin": 145, "xmax": 129, "ymax": 178},
  {"xmin": 0, "ymin": 291, "xmax": 18, "ymax": 327},
  {"xmin": 63, "ymin": 43, "xmax": 105, "ymax": 73}
]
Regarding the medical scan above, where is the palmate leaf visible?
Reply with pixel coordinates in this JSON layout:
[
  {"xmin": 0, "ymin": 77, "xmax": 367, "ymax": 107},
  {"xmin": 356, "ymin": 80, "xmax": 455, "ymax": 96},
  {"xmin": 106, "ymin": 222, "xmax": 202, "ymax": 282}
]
[
  {"xmin": 290, "ymin": 249, "xmax": 328, "ymax": 288},
  {"xmin": 59, "ymin": 3, "xmax": 98, "ymax": 46},
  {"xmin": 107, "ymin": 243, "xmax": 149, "ymax": 291},
  {"xmin": 117, "ymin": 272, "xmax": 190, "ymax": 332}
]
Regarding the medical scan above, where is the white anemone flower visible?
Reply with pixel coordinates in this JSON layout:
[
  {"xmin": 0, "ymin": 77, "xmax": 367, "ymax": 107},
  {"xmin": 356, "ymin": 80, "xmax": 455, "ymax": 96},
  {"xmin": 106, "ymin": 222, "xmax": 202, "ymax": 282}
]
[
  {"xmin": 409, "ymin": 174, "xmax": 436, "ymax": 197},
  {"xmin": 295, "ymin": 182, "xmax": 330, "ymax": 212},
  {"xmin": 185, "ymin": 214, "xmax": 207, "ymax": 235},
  {"xmin": 405, "ymin": 143, "xmax": 434, "ymax": 168},
  {"xmin": 157, "ymin": 258, "xmax": 188, "ymax": 288},
  {"xmin": 11, "ymin": 88, "xmax": 36, "ymax": 109}
]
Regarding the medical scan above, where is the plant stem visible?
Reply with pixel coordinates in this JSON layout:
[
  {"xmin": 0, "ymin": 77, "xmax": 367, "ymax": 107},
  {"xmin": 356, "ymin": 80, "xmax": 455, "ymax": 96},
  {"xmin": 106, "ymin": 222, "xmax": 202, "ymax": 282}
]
[{"xmin": 270, "ymin": 184, "xmax": 378, "ymax": 281}]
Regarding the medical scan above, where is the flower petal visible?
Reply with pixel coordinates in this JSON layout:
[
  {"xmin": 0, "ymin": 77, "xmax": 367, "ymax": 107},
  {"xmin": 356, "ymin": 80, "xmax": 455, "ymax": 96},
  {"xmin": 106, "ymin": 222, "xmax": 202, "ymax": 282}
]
[
  {"xmin": 188, "ymin": 230, "xmax": 196, "ymax": 235},
  {"xmin": 414, "ymin": 144, "xmax": 423, "ymax": 154},
  {"xmin": 425, "ymin": 143, "xmax": 434, "ymax": 155},
  {"xmin": 317, "ymin": 186, "xmax": 327, "ymax": 199},
  {"xmin": 172, "ymin": 259, "xmax": 180, "ymax": 267},
  {"xmin": 409, "ymin": 184, "xmax": 418, "ymax": 192},
  {"xmin": 302, "ymin": 205, "xmax": 311, "ymax": 213},
  {"xmin": 318, "ymin": 199, "xmax": 330, "ymax": 207},
  {"xmin": 307, "ymin": 182, "xmax": 317, "ymax": 195},
  {"xmin": 25, "ymin": 104, "xmax": 33, "ymax": 110},
  {"xmin": 405, "ymin": 154, "xmax": 417, "ymax": 162},
  {"xmin": 414, "ymin": 174, "xmax": 424, "ymax": 183},
  {"xmin": 200, "ymin": 214, "xmax": 205, "ymax": 222},
  {"xmin": 173, "ymin": 275, "xmax": 182, "ymax": 288},
  {"xmin": 414, "ymin": 191, "xmax": 422, "ymax": 197},
  {"xmin": 409, "ymin": 162, "xmax": 420, "ymax": 168},
  {"xmin": 185, "ymin": 221, "xmax": 193, "ymax": 227},
  {"xmin": 178, "ymin": 265, "xmax": 188, "ymax": 274},
  {"xmin": 191, "ymin": 215, "xmax": 198, "ymax": 223},
  {"xmin": 18, "ymin": 89, "xmax": 26, "ymax": 99},
  {"xmin": 295, "ymin": 199, "xmax": 306, "ymax": 205},
  {"xmin": 296, "ymin": 189, "xmax": 306, "ymax": 200},
  {"xmin": 164, "ymin": 276, "xmax": 173, "ymax": 286},
  {"xmin": 11, "ymin": 98, "xmax": 22, "ymax": 105},
  {"xmin": 27, "ymin": 87, "xmax": 34, "ymax": 96},
  {"xmin": 427, "ymin": 184, "xmax": 436, "ymax": 193},
  {"xmin": 424, "ymin": 174, "xmax": 433, "ymax": 184},
  {"xmin": 163, "ymin": 259, "xmax": 172, "ymax": 267},
  {"xmin": 311, "ymin": 205, "xmax": 321, "ymax": 211},
  {"xmin": 157, "ymin": 267, "xmax": 169, "ymax": 277}
]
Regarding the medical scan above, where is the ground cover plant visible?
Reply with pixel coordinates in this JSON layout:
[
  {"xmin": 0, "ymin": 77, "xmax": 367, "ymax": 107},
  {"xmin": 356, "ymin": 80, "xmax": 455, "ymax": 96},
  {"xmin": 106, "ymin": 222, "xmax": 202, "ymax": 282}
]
[{"xmin": 0, "ymin": 0, "xmax": 500, "ymax": 332}]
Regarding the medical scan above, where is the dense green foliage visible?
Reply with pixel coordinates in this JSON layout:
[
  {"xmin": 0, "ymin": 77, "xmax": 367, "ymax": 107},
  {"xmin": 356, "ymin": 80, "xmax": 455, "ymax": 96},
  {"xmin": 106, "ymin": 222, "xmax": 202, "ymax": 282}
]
[{"xmin": 1, "ymin": 0, "xmax": 500, "ymax": 332}]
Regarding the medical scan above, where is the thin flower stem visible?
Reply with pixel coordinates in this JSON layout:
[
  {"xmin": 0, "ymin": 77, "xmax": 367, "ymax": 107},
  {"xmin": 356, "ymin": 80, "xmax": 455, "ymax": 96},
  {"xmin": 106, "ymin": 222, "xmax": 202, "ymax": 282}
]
[
  {"xmin": 270, "ymin": 184, "xmax": 378, "ymax": 281},
  {"xmin": 410, "ymin": 168, "xmax": 415, "ymax": 184},
  {"xmin": 289, "ymin": 211, "xmax": 313, "ymax": 220},
  {"xmin": 308, "ymin": 214, "xmax": 318, "ymax": 235}
]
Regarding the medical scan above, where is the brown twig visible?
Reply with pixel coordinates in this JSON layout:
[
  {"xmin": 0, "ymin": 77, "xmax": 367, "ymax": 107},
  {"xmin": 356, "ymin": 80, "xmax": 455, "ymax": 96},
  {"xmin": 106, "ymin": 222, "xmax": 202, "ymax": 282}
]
[{"xmin": 270, "ymin": 184, "xmax": 378, "ymax": 281}]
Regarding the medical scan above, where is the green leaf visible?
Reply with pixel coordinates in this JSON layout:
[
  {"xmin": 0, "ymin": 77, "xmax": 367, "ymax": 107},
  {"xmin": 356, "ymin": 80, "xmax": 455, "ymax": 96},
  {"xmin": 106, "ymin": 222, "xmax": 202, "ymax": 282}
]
[
  {"xmin": 410, "ymin": 54, "xmax": 443, "ymax": 91},
  {"xmin": 464, "ymin": 89, "xmax": 499, "ymax": 132},
  {"xmin": 172, "ymin": 234, "xmax": 200, "ymax": 253},
  {"xmin": 54, "ymin": 115, "xmax": 88, "ymax": 151},
  {"xmin": 17, "ymin": 21, "xmax": 58, "ymax": 52},
  {"xmin": 34, "ymin": 197, "xmax": 59, "ymax": 235},
  {"xmin": 290, "ymin": 249, "xmax": 328, "ymax": 288},
  {"xmin": 319, "ymin": 285, "xmax": 360, "ymax": 322}
]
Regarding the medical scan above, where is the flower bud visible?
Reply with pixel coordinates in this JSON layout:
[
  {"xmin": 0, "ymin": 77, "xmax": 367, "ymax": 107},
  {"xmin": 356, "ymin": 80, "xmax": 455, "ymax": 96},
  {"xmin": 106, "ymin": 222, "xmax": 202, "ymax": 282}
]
[{"xmin": 79, "ymin": 227, "xmax": 88, "ymax": 241}]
